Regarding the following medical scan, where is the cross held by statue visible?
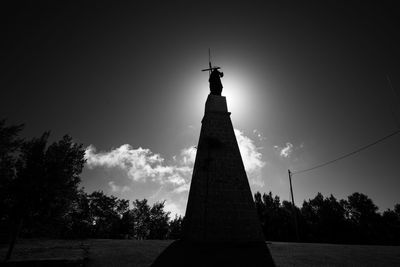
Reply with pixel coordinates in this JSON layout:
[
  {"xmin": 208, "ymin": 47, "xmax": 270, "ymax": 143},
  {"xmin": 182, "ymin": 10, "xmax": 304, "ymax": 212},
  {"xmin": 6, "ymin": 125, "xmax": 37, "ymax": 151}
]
[{"xmin": 202, "ymin": 49, "xmax": 224, "ymax": 96}]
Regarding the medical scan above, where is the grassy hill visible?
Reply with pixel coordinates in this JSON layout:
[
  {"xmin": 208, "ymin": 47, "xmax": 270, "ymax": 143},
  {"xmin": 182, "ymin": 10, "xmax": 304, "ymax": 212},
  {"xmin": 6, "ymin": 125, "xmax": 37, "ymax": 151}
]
[{"xmin": 1, "ymin": 239, "xmax": 400, "ymax": 266}]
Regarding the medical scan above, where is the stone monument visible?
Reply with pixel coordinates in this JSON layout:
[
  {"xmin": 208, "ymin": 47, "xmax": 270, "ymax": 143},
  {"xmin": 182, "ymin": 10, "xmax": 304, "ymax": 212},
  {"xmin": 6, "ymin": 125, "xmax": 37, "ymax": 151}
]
[{"xmin": 151, "ymin": 57, "xmax": 275, "ymax": 266}]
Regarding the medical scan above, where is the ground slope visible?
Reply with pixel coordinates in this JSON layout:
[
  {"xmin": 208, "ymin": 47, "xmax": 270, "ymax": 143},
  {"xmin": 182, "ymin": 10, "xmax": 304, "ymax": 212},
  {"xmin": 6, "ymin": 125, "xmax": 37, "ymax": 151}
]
[{"xmin": 1, "ymin": 239, "xmax": 400, "ymax": 266}]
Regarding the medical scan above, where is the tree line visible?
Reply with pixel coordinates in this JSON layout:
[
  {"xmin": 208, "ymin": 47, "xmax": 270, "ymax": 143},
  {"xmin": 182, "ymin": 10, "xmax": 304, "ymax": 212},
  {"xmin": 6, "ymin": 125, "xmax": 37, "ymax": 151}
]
[
  {"xmin": 255, "ymin": 191, "xmax": 400, "ymax": 245},
  {"xmin": 1, "ymin": 119, "xmax": 399, "ymax": 249},
  {"xmin": 61, "ymin": 191, "xmax": 183, "ymax": 240},
  {"xmin": 0, "ymin": 119, "xmax": 183, "ymax": 246}
]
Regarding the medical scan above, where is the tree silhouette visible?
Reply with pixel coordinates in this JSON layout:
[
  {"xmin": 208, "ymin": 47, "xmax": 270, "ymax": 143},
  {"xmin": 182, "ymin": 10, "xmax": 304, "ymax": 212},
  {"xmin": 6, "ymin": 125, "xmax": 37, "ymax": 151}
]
[
  {"xmin": 66, "ymin": 189, "xmax": 92, "ymax": 238},
  {"xmin": 255, "ymin": 191, "xmax": 400, "ymax": 245},
  {"xmin": 148, "ymin": 201, "xmax": 170, "ymax": 239},
  {"xmin": 0, "ymin": 120, "xmax": 24, "ymax": 244},
  {"xmin": 167, "ymin": 215, "xmax": 183, "ymax": 239},
  {"xmin": 301, "ymin": 193, "xmax": 348, "ymax": 243},
  {"xmin": 5, "ymin": 132, "xmax": 49, "ymax": 260},
  {"xmin": 25, "ymin": 134, "xmax": 86, "ymax": 236},
  {"xmin": 131, "ymin": 199, "xmax": 170, "ymax": 240},
  {"xmin": 132, "ymin": 199, "xmax": 151, "ymax": 240},
  {"xmin": 254, "ymin": 191, "xmax": 301, "ymax": 241},
  {"xmin": 3, "ymin": 131, "xmax": 86, "ymax": 260},
  {"xmin": 88, "ymin": 191, "xmax": 129, "ymax": 238},
  {"xmin": 343, "ymin": 192, "xmax": 380, "ymax": 244},
  {"xmin": 381, "ymin": 208, "xmax": 400, "ymax": 245}
]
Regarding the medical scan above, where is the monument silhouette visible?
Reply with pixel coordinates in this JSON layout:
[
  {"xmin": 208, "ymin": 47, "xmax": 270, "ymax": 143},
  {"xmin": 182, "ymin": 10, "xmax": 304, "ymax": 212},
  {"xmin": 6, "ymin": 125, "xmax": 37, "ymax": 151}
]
[{"xmin": 151, "ymin": 54, "xmax": 275, "ymax": 266}]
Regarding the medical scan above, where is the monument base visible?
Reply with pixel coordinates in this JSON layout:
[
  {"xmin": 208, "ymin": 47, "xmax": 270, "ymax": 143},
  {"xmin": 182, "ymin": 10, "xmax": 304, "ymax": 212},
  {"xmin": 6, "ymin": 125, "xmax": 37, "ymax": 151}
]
[{"xmin": 150, "ymin": 240, "xmax": 275, "ymax": 267}]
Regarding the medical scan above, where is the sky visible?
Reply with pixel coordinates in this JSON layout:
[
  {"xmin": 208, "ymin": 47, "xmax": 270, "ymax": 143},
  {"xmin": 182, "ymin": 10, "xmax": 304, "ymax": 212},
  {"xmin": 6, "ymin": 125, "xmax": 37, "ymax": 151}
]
[{"xmin": 1, "ymin": 1, "xmax": 400, "ymax": 216}]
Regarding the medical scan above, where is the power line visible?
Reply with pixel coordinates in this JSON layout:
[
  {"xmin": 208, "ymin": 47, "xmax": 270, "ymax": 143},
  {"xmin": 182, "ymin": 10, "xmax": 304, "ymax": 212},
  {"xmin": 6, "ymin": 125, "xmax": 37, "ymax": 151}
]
[{"xmin": 292, "ymin": 129, "xmax": 400, "ymax": 175}]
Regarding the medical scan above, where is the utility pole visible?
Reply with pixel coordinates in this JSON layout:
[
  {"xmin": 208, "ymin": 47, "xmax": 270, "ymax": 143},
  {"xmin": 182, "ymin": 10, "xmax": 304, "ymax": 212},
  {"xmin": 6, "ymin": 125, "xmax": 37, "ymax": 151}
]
[{"xmin": 288, "ymin": 169, "xmax": 300, "ymax": 242}]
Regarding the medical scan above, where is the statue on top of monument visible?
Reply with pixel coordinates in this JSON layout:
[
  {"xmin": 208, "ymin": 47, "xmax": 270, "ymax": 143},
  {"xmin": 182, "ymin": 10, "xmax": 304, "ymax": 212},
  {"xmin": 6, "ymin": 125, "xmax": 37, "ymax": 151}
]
[
  {"xmin": 201, "ymin": 49, "xmax": 224, "ymax": 96},
  {"xmin": 209, "ymin": 68, "xmax": 224, "ymax": 96}
]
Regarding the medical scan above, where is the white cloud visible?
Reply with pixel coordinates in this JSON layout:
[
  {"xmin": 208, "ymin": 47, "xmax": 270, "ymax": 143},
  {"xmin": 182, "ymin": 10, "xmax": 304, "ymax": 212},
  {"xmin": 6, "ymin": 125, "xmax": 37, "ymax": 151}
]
[
  {"xmin": 235, "ymin": 129, "xmax": 266, "ymax": 186},
  {"xmin": 164, "ymin": 202, "xmax": 182, "ymax": 218},
  {"xmin": 274, "ymin": 142, "xmax": 306, "ymax": 164},
  {"xmin": 253, "ymin": 129, "xmax": 267, "ymax": 141},
  {"xmin": 108, "ymin": 181, "xmax": 130, "ymax": 193},
  {"xmin": 179, "ymin": 146, "xmax": 196, "ymax": 166},
  {"xmin": 173, "ymin": 183, "xmax": 190, "ymax": 194},
  {"xmin": 85, "ymin": 144, "xmax": 193, "ymax": 187},
  {"xmin": 85, "ymin": 129, "xmax": 266, "ymax": 215},
  {"xmin": 274, "ymin": 142, "xmax": 294, "ymax": 158}
]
